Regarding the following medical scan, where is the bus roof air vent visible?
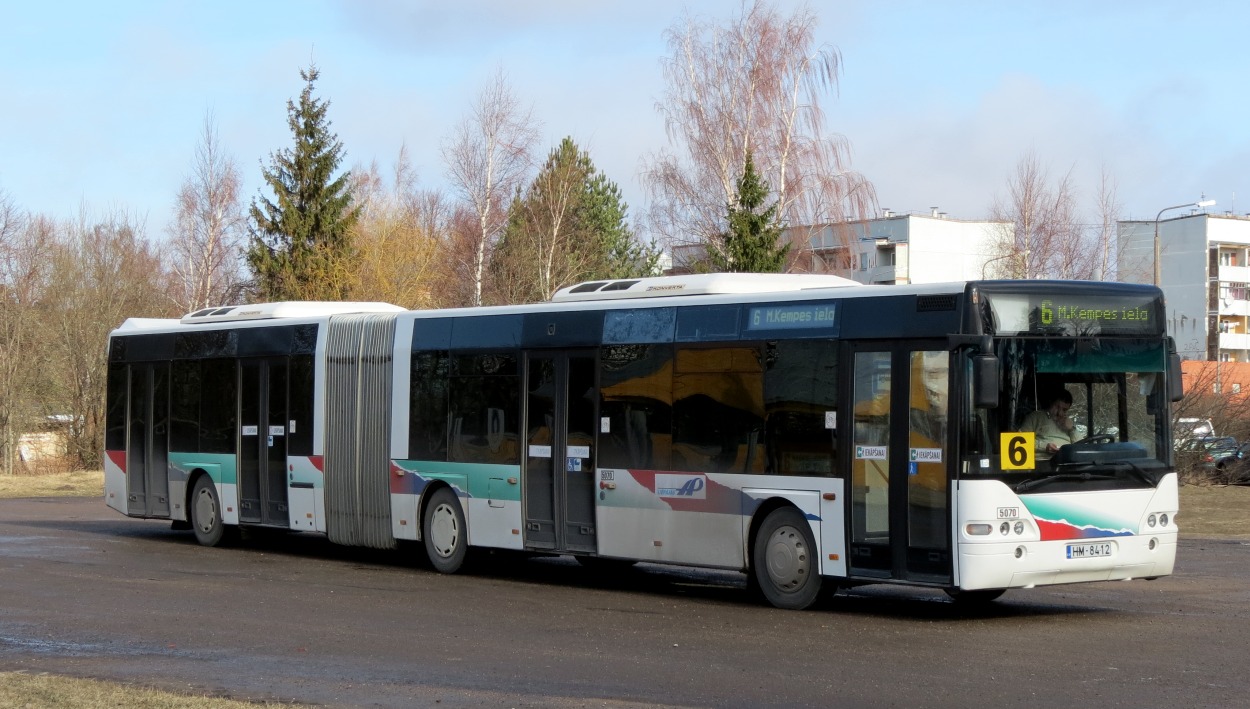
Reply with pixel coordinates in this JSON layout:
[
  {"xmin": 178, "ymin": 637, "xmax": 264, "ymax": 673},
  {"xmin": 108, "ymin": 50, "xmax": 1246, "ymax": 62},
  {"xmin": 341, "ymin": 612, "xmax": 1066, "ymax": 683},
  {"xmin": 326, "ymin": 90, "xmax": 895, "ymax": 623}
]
[
  {"xmin": 917, "ymin": 294, "xmax": 958, "ymax": 312},
  {"xmin": 179, "ymin": 301, "xmax": 405, "ymax": 324},
  {"xmin": 551, "ymin": 273, "xmax": 861, "ymax": 302}
]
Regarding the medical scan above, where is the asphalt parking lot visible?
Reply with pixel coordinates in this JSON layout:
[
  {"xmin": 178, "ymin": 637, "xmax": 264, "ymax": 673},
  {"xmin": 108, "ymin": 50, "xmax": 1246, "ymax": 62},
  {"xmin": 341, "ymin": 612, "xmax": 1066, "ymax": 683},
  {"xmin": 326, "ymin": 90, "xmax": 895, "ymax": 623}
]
[{"xmin": 3, "ymin": 496, "xmax": 1249, "ymax": 708}]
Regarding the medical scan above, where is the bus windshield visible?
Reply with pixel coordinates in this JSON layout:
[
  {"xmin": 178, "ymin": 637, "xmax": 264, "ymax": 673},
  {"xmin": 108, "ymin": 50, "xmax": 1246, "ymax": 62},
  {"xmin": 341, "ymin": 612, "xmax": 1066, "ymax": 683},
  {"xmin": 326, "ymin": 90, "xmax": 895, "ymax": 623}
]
[{"xmin": 962, "ymin": 337, "xmax": 1169, "ymax": 487}]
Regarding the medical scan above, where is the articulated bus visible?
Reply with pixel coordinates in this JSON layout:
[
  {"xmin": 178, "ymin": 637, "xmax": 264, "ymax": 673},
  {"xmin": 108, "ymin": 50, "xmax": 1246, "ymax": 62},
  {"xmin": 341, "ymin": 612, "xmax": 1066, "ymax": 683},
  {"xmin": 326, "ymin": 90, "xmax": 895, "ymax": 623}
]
[{"xmin": 105, "ymin": 274, "xmax": 1181, "ymax": 609}]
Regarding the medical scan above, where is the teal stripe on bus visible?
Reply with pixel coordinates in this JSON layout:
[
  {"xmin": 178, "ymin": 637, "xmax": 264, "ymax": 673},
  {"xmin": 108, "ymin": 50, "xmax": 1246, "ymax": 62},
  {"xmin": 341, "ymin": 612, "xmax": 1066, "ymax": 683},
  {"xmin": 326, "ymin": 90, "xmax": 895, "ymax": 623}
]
[
  {"xmin": 392, "ymin": 460, "xmax": 521, "ymax": 501},
  {"xmin": 167, "ymin": 452, "xmax": 238, "ymax": 486}
]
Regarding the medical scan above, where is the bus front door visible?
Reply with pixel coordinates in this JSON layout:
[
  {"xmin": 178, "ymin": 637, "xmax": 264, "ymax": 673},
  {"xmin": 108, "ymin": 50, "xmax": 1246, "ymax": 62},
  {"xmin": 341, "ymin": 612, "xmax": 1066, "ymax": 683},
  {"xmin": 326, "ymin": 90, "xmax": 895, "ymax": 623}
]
[
  {"xmin": 126, "ymin": 362, "xmax": 171, "ymax": 517},
  {"xmin": 848, "ymin": 343, "xmax": 952, "ymax": 584},
  {"xmin": 523, "ymin": 351, "xmax": 598, "ymax": 554},
  {"xmin": 238, "ymin": 357, "xmax": 289, "ymax": 527}
]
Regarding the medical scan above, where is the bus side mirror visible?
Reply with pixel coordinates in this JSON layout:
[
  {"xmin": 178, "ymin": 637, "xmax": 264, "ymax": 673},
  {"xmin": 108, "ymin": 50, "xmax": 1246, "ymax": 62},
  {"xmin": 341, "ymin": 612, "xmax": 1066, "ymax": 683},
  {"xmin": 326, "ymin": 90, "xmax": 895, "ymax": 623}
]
[
  {"xmin": 1168, "ymin": 353, "xmax": 1184, "ymax": 403},
  {"xmin": 973, "ymin": 354, "xmax": 999, "ymax": 409}
]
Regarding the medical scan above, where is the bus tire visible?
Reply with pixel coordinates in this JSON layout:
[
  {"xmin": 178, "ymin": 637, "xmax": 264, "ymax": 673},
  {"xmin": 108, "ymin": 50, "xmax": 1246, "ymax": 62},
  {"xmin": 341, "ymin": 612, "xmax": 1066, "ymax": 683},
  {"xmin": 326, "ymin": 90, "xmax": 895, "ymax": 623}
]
[
  {"xmin": 752, "ymin": 506, "xmax": 821, "ymax": 610},
  {"xmin": 423, "ymin": 487, "xmax": 467, "ymax": 573},
  {"xmin": 190, "ymin": 475, "xmax": 225, "ymax": 547}
]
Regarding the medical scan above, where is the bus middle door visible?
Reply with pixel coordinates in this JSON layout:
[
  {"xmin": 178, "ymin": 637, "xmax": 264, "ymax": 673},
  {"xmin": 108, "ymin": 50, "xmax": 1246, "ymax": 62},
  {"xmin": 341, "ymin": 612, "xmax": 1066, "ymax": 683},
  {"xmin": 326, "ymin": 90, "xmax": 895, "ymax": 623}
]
[
  {"xmin": 848, "ymin": 342, "xmax": 952, "ymax": 584},
  {"xmin": 523, "ymin": 351, "xmax": 598, "ymax": 554}
]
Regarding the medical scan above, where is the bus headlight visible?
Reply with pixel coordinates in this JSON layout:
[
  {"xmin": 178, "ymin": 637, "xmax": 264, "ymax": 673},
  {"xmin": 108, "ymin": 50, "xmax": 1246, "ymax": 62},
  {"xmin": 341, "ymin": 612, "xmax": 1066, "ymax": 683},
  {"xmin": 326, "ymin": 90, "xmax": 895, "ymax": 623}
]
[
  {"xmin": 1000, "ymin": 522, "xmax": 1010, "ymax": 536},
  {"xmin": 1148, "ymin": 514, "xmax": 1157, "ymax": 527},
  {"xmin": 966, "ymin": 523, "xmax": 992, "ymax": 535},
  {"xmin": 1160, "ymin": 513, "xmax": 1169, "ymax": 527},
  {"xmin": 1013, "ymin": 521, "xmax": 1024, "ymax": 535}
]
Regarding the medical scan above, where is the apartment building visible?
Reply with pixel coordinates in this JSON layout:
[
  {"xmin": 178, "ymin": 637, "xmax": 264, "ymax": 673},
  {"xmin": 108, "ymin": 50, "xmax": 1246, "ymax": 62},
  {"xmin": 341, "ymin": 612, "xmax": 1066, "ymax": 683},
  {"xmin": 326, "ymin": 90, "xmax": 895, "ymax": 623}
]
[
  {"xmin": 782, "ymin": 209, "xmax": 1006, "ymax": 285},
  {"xmin": 1119, "ymin": 212, "xmax": 1250, "ymax": 361}
]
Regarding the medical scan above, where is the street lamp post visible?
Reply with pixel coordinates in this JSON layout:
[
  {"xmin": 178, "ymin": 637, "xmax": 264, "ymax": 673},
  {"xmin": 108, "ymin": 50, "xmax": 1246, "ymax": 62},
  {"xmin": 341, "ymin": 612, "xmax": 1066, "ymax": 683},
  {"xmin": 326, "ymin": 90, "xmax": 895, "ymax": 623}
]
[{"xmin": 1154, "ymin": 199, "xmax": 1217, "ymax": 286}]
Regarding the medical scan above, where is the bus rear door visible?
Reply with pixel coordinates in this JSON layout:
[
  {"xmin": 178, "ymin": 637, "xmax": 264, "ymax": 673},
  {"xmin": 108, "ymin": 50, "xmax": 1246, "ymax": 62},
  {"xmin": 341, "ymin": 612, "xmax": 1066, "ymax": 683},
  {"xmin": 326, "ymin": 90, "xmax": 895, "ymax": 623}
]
[{"xmin": 126, "ymin": 362, "xmax": 171, "ymax": 517}]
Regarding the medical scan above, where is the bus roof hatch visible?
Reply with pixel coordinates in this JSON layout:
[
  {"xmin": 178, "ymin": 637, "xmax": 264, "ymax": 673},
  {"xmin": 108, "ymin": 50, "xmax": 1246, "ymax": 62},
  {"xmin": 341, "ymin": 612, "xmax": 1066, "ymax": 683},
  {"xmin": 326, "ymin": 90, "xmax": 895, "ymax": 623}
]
[
  {"xmin": 179, "ymin": 301, "xmax": 405, "ymax": 324},
  {"xmin": 551, "ymin": 273, "xmax": 861, "ymax": 302}
]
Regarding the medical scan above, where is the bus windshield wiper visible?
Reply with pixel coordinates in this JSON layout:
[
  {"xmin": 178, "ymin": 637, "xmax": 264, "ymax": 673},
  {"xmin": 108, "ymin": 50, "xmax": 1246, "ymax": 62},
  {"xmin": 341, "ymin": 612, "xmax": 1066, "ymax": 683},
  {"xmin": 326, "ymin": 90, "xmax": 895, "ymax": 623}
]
[
  {"xmin": 1101, "ymin": 460, "xmax": 1161, "ymax": 488},
  {"xmin": 1014, "ymin": 469, "xmax": 1115, "ymax": 493}
]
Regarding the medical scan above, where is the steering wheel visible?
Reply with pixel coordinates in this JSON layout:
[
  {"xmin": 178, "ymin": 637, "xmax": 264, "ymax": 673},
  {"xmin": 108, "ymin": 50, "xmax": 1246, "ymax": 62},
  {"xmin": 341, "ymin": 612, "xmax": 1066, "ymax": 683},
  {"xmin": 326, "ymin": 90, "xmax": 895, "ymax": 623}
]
[{"xmin": 1076, "ymin": 434, "xmax": 1116, "ymax": 445}]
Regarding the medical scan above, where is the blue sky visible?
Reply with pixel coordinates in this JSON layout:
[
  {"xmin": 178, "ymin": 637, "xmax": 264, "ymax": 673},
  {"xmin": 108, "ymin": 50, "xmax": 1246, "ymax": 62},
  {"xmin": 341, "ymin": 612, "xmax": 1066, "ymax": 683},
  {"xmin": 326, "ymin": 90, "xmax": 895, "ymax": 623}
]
[{"xmin": 2, "ymin": 0, "xmax": 1248, "ymax": 243}]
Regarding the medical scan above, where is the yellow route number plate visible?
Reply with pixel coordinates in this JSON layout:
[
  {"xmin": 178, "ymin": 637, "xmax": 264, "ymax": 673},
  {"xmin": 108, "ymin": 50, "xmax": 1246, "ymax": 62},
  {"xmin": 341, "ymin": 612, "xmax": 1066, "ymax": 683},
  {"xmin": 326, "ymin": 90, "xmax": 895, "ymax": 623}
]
[{"xmin": 1000, "ymin": 432, "xmax": 1035, "ymax": 470}]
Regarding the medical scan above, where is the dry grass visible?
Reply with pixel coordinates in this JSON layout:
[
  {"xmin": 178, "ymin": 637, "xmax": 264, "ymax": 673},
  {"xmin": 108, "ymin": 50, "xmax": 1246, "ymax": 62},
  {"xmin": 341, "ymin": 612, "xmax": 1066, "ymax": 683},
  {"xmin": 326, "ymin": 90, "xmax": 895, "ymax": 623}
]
[
  {"xmin": 1178, "ymin": 483, "xmax": 1250, "ymax": 538},
  {"xmin": 0, "ymin": 671, "xmax": 296, "ymax": 708},
  {"xmin": 0, "ymin": 469, "xmax": 103, "ymax": 499}
]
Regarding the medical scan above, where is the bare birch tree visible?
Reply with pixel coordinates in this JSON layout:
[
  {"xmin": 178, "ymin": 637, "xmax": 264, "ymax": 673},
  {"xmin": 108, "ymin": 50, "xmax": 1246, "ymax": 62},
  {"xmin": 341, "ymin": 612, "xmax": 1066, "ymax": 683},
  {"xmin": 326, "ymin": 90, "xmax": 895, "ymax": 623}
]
[
  {"xmin": 644, "ymin": 0, "xmax": 874, "ymax": 269},
  {"xmin": 168, "ymin": 112, "xmax": 245, "ymax": 311},
  {"xmin": 1093, "ymin": 165, "xmax": 1123, "ymax": 281},
  {"xmin": 985, "ymin": 151, "xmax": 1092, "ymax": 280},
  {"xmin": 440, "ymin": 205, "xmax": 490, "ymax": 308},
  {"xmin": 442, "ymin": 69, "xmax": 540, "ymax": 306}
]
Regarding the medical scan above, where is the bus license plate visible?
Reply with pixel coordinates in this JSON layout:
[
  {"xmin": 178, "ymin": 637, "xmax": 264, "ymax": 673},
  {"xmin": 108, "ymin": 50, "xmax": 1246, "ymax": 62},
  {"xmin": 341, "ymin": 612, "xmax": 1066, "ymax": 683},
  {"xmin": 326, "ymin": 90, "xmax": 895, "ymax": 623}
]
[{"xmin": 1066, "ymin": 542, "xmax": 1112, "ymax": 559}]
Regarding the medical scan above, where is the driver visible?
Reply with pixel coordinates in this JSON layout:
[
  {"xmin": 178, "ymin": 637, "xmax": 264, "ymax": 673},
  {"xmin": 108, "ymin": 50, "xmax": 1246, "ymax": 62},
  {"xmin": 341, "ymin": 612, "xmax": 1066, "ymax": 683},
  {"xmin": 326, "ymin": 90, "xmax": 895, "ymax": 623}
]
[{"xmin": 1020, "ymin": 389, "xmax": 1077, "ymax": 459}]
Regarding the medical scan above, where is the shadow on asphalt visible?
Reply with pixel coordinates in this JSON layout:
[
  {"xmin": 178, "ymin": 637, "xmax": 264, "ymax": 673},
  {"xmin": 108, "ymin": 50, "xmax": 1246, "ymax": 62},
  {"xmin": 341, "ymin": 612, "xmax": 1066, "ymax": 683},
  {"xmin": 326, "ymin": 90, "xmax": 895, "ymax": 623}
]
[{"xmin": 18, "ymin": 514, "xmax": 1109, "ymax": 622}]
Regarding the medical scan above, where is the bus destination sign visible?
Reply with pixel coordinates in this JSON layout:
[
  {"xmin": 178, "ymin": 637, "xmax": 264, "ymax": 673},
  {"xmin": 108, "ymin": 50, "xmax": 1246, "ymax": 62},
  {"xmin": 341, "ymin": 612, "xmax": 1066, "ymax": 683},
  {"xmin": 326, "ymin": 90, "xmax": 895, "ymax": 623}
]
[
  {"xmin": 986, "ymin": 293, "xmax": 1161, "ymax": 335},
  {"xmin": 747, "ymin": 303, "xmax": 837, "ymax": 331}
]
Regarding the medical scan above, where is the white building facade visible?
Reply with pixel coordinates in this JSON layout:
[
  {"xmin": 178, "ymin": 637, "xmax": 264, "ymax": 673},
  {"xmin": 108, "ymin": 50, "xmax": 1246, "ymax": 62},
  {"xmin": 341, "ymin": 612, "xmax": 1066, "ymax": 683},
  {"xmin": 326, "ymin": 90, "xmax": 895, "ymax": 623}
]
[
  {"xmin": 785, "ymin": 211, "xmax": 1006, "ymax": 285},
  {"xmin": 1118, "ymin": 213, "xmax": 1250, "ymax": 361}
]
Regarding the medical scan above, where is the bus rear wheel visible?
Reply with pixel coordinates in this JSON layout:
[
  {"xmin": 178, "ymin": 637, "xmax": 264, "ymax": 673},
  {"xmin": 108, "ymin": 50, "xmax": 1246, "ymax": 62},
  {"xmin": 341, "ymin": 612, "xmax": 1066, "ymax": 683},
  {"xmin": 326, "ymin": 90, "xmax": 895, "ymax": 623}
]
[
  {"xmin": 752, "ymin": 506, "xmax": 821, "ymax": 610},
  {"xmin": 423, "ymin": 487, "xmax": 467, "ymax": 573},
  {"xmin": 190, "ymin": 476, "xmax": 224, "ymax": 547}
]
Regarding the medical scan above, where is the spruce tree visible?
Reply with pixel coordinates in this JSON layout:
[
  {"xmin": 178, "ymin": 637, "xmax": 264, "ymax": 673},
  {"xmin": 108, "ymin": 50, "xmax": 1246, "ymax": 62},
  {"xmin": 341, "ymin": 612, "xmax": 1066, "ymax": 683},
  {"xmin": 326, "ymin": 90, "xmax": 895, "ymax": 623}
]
[
  {"xmin": 582, "ymin": 169, "xmax": 661, "ymax": 280},
  {"xmin": 247, "ymin": 65, "xmax": 358, "ymax": 301},
  {"xmin": 708, "ymin": 152, "xmax": 789, "ymax": 273}
]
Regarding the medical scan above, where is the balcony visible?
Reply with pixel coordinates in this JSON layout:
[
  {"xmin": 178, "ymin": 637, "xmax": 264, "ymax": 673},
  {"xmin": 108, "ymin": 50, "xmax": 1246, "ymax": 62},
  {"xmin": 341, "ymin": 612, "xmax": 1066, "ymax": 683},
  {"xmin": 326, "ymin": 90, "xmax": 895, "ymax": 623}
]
[
  {"xmin": 1218, "ymin": 332, "xmax": 1250, "ymax": 351},
  {"xmin": 1218, "ymin": 265, "xmax": 1250, "ymax": 282},
  {"xmin": 865, "ymin": 264, "xmax": 898, "ymax": 284},
  {"xmin": 1217, "ymin": 300, "xmax": 1250, "ymax": 317}
]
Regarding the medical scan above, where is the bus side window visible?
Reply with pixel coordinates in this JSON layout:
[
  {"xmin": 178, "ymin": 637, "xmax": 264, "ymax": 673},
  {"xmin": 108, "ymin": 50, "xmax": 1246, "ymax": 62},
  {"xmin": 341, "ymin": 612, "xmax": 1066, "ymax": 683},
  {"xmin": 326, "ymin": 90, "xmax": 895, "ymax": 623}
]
[
  {"xmin": 672, "ymin": 346, "xmax": 764, "ymax": 475},
  {"xmin": 598, "ymin": 344, "xmax": 673, "ymax": 471},
  {"xmin": 763, "ymin": 340, "xmax": 838, "ymax": 477},
  {"xmin": 449, "ymin": 353, "xmax": 520, "ymax": 465},
  {"xmin": 409, "ymin": 350, "xmax": 449, "ymax": 462}
]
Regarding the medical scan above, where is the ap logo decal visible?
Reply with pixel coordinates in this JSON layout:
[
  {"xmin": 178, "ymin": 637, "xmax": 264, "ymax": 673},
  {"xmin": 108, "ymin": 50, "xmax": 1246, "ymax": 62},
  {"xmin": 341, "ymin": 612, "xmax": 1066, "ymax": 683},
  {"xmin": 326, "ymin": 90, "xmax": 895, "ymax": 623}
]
[{"xmin": 655, "ymin": 474, "xmax": 707, "ymax": 499}]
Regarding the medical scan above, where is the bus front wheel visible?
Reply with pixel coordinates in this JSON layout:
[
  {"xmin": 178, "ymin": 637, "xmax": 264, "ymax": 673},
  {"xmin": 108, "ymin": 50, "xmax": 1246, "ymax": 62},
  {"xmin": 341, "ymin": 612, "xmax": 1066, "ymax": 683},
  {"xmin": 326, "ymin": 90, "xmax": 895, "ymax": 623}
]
[
  {"xmin": 190, "ymin": 476, "xmax": 224, "ymax": 547},
  {"xmin": 423, "ymin": 487, "xmax": 467, "ymax": 573},
  {"xmin": 752, "ymin": 506, "xmax": 821, "ymax": 610}
]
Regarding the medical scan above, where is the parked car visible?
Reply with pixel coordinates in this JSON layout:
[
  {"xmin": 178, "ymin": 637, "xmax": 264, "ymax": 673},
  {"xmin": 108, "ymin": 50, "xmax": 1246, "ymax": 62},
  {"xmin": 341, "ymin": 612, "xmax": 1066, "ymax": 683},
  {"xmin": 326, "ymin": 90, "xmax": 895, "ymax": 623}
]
[
  {"xmin": 1211, "ymin": 441, "xmax": 1250, "ymax": 484},
  {"xmin": 1175, "ymin": 436, "xmax": 1239, "ymax": 473},
  {"xmin": 1174, "ymin": 418, "xmax": 1216, "ymax": 450}
]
